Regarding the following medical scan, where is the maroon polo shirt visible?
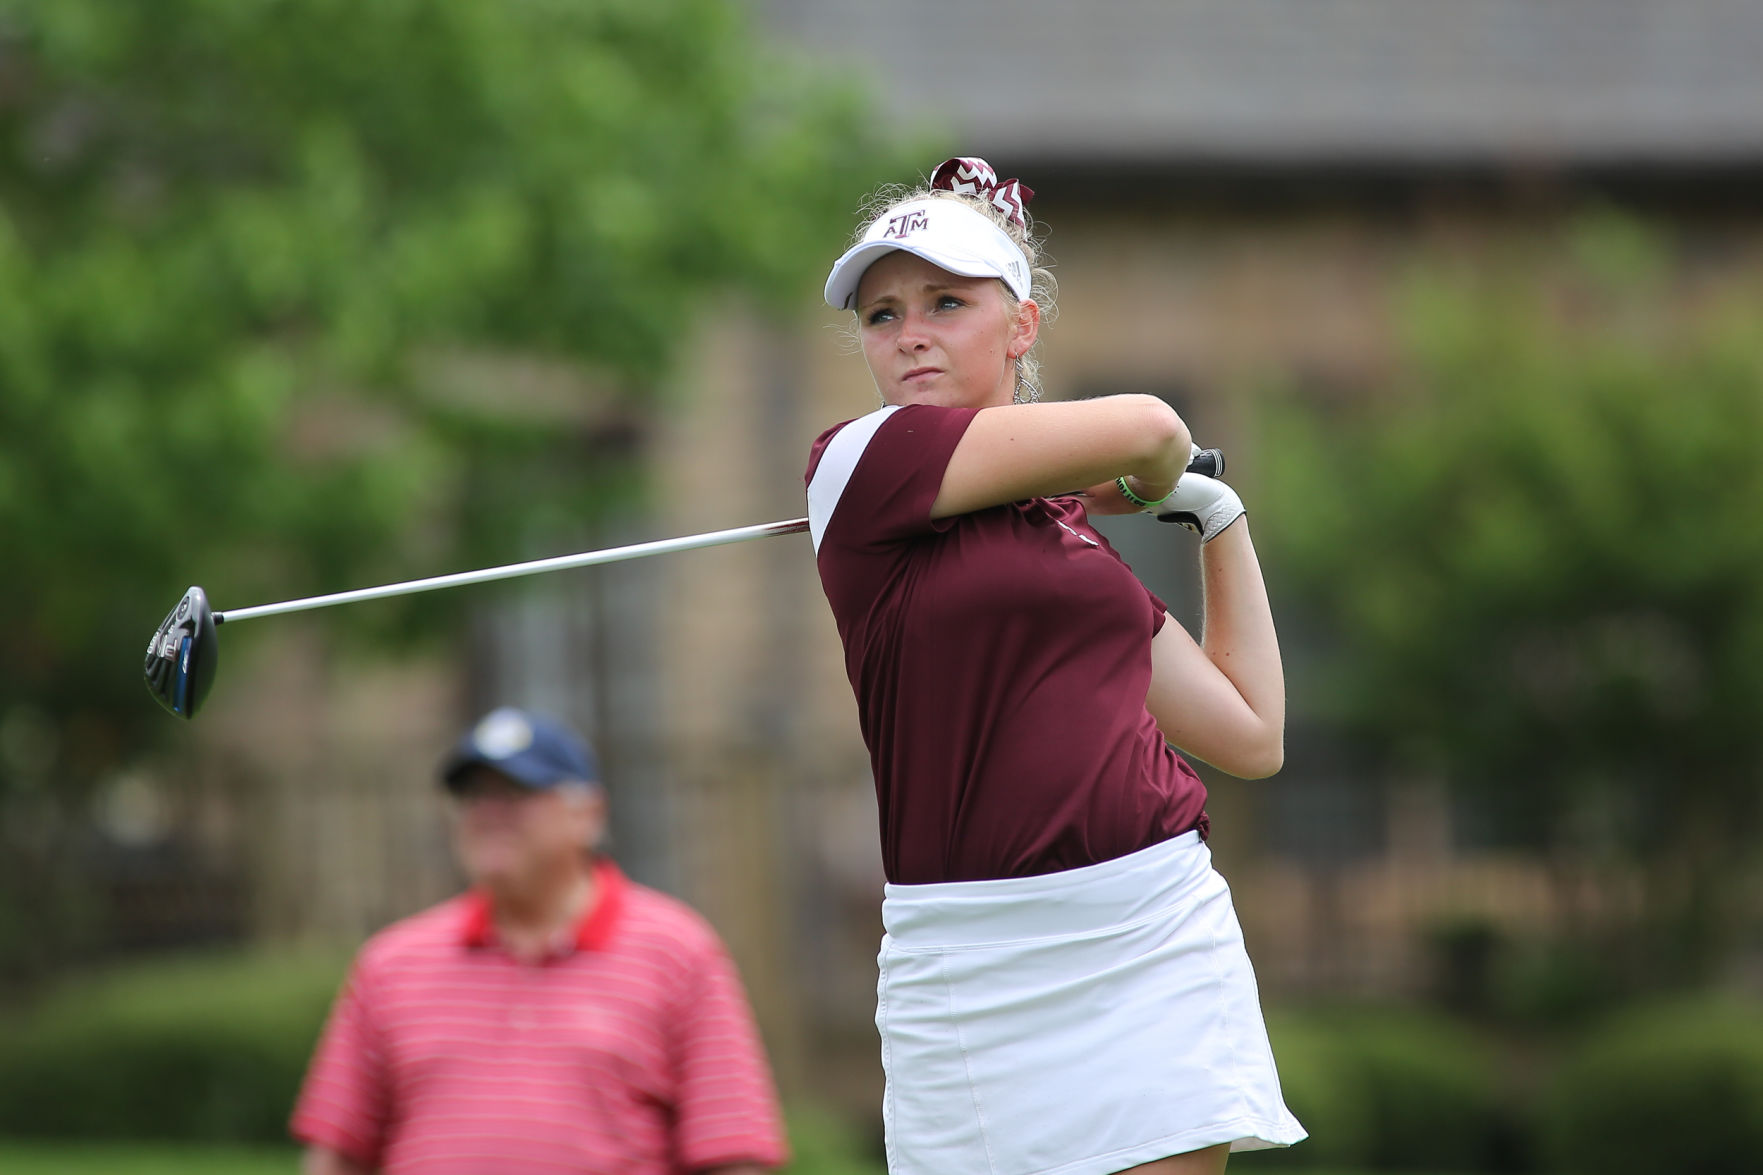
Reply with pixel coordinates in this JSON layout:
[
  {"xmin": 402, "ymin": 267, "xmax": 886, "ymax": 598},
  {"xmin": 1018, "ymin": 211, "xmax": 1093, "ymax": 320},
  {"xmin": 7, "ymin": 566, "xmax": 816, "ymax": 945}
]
[{"xmin": 806, "ymin": 403, "xmax": 1208, "ymax": 884}]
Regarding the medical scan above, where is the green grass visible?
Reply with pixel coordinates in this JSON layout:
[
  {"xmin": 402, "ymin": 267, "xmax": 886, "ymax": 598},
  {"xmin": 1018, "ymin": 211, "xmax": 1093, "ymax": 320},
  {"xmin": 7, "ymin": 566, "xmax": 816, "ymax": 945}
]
[
  {"xmin": 0, "ymin": 1145, "xmax": 1503, "ymax": 1175},
  {"xmin": 0, "ymin": 1107, "xmax": 887, "ymax": 1175},
  {"xmin": 0, "ymin": 1104, "xmax": 886, "ymax": 1174},
  {"xmin": 0, "ymin": 1142, "xmax": 299, "ymax": 1174}
]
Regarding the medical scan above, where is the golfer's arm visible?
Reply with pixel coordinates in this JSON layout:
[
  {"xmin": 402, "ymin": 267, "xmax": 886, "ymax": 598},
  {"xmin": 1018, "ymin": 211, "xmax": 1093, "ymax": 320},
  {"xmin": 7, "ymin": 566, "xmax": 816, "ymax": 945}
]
[
  {"xmin": 931, "ymin": 395, "xmax": 1190, "ymax": 518},
  {"xmin": 1144, "ymin": 520, "xmax": 1285, "ymax": 778},
  {"xmin": 304, "ymin": 1146, "xmax": 372, "ymax": 1175}
]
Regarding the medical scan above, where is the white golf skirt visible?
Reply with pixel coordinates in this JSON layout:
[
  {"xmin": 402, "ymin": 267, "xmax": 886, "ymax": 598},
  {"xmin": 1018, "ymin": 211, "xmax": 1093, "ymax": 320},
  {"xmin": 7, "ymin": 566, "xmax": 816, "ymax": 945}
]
[{"xmin": 876, "ymin": 831, "xmax": 1305, "ymax": 1175}]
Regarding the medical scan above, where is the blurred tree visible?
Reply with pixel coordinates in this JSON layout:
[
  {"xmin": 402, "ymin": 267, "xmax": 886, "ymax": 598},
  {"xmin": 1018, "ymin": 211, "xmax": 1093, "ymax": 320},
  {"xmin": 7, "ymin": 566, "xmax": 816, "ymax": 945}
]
[
  {"xmin": 1262, "ymin": 212, "xmax": 1763, "ymax": 987},
  {"xmin": 0, "ymin": 0, "xmax": 906, "ymax": 976}
]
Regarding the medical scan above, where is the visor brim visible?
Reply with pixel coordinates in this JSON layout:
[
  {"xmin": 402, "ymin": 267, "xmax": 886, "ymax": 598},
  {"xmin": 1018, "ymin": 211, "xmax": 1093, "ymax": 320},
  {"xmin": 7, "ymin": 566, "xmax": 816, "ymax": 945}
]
[{"xmin": 823, "ymin": 240, "xmax": 1025, "ymax": 311}]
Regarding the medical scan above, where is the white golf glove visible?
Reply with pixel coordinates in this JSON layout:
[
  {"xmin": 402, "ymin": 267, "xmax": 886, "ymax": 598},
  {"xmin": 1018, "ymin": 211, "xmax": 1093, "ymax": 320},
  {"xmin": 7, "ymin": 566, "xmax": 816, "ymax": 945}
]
[{"xmin": 1148, "ymin": 472, "xmax": 1245, "ymax": 542}]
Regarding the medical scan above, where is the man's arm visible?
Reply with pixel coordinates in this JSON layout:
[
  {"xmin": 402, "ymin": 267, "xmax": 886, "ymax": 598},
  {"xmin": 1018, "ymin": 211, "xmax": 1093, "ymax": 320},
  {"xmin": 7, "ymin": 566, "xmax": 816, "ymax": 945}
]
[
  {"xmin": 667, "ymin": 926, "xmax": 790, "ymax": 1173},
  {"xmin": 291, "ymin": 955, "xmax": 388, "ymax": 1174},
  {"xmin": 304, "ymin": 1146, "xmax": 372, "ymax": 1175}
]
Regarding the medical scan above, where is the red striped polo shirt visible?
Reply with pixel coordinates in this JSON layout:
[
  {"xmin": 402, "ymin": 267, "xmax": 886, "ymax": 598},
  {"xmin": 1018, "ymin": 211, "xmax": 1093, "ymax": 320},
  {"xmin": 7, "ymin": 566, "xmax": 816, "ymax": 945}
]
[{"xmin": 291, "ymin": 860, "xmax": 788, "ymax": 1173}]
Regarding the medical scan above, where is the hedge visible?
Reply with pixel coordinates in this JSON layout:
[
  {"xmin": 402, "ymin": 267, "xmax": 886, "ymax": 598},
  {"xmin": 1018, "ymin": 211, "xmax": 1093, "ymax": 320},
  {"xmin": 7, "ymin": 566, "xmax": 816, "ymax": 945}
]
[
  {"xmin": 11, "ymin": 949, "xmax": 1758, "ymax": 1175},
  {"xmin": 1544, "ymin": 995, "xmax": 1763, "ymax": 1175},
  {"xmin": 0, "ymin": 948, "xmax": 345, "ymax": 1142},
  {"xmin": 1236, "ymin": 1006, "xmax": 1510, "ymax": 1171},
  {"xmin": 0, "ymin": 947, "xmax": 889, "ymax": 1173}
]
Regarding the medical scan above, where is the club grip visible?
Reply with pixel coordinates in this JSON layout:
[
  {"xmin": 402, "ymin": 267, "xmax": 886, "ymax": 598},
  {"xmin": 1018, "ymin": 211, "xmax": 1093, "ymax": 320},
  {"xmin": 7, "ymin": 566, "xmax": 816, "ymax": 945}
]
[{"xmin": 1186, "ymin": 448, "xmax": 1225, "ymax": 478}]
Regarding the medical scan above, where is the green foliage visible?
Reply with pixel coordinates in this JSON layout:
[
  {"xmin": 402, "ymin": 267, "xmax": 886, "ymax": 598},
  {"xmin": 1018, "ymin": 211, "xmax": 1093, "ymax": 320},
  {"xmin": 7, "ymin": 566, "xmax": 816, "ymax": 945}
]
[
  {"xmin": 1418, "ymin": 915, "xmax": 1631, "ymax": 1030},
  {"xmin": 1259, "ymin": 212, "xmax": 1763, "ymax": 972},
  {"xmin": 0, "ymin": 947, "xmax": 347, "ymax": 1141},
  {"xmin": 1, "ymin": 0, "xmax": 895, "ymax": 694},
  {"xmin": 1236, "ymin": 1008, "xmax": 1509, "ymax": 1172},
  {"xmin": 1486, "ymin": 937, "xmax": 1630, "ymax": 1031},
  {"xmin": 0, "ymin": 946, "xmax": 890, "ymax": 1171},
  {"xmin": 1543, "ymin": 996, "xmax": 1763, "ymax": 1175},
  {"xmin": 783, "ymin": 1104, "xmax": 887, "ymax": 1174},
  {"xmin": 0, "ymin": 0, "xmax": 910, "ymax": 971}
]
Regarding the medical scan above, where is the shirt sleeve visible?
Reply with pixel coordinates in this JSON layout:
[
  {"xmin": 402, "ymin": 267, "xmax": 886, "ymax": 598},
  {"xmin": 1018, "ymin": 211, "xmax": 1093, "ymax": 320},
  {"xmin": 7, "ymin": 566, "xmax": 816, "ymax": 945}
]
[
  {"xmin": 808, "ymin": 403, "xmax": 979, "ymax": 553},
  {"xmin": 1146, "ymin": 583, "xmax": 1170, "ymax": 634},
  {"xmin": 667, "ymin": 934, "xmax": 789, "ymax": 1172},
  {"xmin": 289, "ymin": 954, "xmax": 389, "ymax": 1167}
]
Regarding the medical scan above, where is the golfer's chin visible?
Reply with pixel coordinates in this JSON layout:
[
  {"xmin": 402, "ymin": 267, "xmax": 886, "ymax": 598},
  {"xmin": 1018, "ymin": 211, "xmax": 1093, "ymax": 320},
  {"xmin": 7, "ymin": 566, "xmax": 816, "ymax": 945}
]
[{"xmin": 886, "ymin": 376, "xmax": 1008, "ymax": 411}]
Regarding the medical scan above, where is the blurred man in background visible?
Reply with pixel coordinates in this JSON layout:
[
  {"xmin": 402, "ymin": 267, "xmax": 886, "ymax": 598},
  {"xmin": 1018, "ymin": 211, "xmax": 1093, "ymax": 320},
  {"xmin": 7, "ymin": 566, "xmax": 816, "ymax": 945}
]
[{"xmin": 292, "ymin": 706, "xmax": 788, "ymax": 1174}]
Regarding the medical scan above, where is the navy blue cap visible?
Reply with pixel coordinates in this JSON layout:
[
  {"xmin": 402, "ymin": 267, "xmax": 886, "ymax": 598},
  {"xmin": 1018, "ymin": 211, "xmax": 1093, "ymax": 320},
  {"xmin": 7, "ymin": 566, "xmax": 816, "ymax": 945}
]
[{"xmin": 440, "ymin": 707, "xmax": 600, "ymax": 791}]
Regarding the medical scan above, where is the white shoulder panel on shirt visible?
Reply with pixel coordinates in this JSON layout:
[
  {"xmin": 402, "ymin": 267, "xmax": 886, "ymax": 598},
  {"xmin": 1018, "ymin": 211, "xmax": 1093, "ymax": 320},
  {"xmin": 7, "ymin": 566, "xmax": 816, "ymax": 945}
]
[{"xmin": 807, "ymin": 405, "xmax": 901, "ymax": 553}]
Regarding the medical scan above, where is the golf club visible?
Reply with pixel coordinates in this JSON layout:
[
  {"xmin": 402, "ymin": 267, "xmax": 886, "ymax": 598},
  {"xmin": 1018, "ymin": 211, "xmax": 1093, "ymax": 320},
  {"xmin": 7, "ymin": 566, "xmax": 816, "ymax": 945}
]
[
  {"xmin": 143, "ymin": 449, "xmax": 1224, "ymax": 720},
  {"xmin": 143, "ymin": 517, "xmax": 810, "ymax": 720}
]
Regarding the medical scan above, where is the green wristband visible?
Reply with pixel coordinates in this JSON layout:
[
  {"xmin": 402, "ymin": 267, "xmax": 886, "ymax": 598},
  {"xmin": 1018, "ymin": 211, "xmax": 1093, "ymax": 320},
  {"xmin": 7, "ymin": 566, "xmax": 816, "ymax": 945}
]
[{"xmin": 1115, "ymin": 476, "xmax": 1162, "ymax": 511}]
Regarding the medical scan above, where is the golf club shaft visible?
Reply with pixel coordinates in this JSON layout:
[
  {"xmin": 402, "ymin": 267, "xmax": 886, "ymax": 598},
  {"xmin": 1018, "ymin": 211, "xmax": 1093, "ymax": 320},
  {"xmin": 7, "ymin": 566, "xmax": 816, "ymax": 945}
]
[{"xmin": 214, "ymin": 518, "xmax": 810, "ymax": 624}]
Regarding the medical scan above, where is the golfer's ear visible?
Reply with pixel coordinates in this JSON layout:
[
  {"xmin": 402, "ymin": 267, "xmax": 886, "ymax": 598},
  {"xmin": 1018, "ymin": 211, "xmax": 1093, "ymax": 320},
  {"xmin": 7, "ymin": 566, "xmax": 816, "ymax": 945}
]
[{"xmin": 1007, "ymin": 297, "xmax": 1040, "ymax": 359}]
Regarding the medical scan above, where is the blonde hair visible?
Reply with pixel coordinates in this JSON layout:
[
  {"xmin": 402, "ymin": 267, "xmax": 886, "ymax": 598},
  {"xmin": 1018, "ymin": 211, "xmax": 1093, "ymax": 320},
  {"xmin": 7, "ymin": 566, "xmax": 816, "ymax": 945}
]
[{"xmin": 845, "ymin": 181, "xmax": 1059, "ymax": 402}]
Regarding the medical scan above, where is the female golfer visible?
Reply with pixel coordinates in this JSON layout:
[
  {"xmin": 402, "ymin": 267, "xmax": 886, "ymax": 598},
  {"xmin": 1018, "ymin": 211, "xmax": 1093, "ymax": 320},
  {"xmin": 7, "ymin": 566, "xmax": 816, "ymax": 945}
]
[{"xmin": 805, "ymin": 158, "xmax": 1305, "ymax": 1175}]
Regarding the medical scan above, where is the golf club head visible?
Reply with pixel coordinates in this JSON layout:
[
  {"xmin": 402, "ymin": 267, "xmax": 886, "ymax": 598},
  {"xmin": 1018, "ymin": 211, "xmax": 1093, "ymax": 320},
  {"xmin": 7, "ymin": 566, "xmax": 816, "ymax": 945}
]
[{"xmin": 144, "ymin": 586, "xmax": 218, "ymax": 719}]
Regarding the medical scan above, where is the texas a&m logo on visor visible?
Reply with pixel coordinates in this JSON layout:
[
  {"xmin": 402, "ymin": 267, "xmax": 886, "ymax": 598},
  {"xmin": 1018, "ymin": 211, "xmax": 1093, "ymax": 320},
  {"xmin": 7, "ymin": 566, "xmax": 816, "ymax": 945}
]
[{"xmin": 883, "ymin": 210, "xmax": 929, "ymax": 240}]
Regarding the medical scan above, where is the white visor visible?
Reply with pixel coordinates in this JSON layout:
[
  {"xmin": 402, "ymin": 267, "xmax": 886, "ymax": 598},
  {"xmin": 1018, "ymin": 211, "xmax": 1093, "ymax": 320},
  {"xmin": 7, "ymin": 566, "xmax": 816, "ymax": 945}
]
[{"xmin": 823, "ymin": 197, "xmax": 1032, "ymax": 311}]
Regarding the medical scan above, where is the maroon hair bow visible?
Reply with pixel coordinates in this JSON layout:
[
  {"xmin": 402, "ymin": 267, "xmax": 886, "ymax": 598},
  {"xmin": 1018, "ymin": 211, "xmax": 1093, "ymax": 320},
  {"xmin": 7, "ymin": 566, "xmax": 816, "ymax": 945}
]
[{"xmin": 930, "ymin": 157, "xmax": 1035, "ymax": 228}]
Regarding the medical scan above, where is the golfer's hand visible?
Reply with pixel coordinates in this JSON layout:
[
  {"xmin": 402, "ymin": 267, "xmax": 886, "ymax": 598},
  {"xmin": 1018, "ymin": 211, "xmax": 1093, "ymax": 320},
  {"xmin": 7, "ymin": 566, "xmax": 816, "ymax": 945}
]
[{"xmin": 1150, "ymin": 472, "xmax": 1245, "ymax": 542}]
